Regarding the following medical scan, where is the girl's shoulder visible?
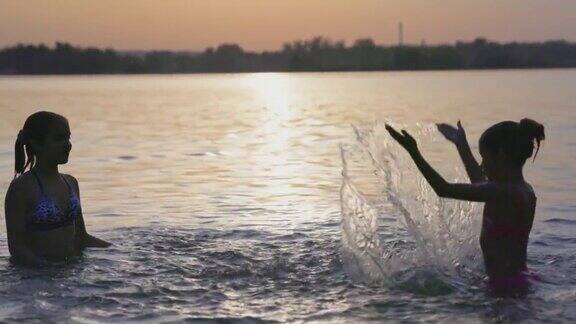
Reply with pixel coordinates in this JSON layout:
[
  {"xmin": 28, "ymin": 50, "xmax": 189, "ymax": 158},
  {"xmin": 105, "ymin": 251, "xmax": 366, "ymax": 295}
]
[
  {"xmin": 503, "ymin": 181, "xmax": 536, "ymax": 206},
  {"xmin": 60, "ymin": 173, "xmax": 80, "ymax": 193},
  {"xmin": 482, "ymin": 180, "xmax": 535, "ymax": 202},
  {"xmin": 9, "ymin": 171, "xmax": 36, "ymax": 190},
  {"xmin": 60, "ymin": 173, "xmax": 78, "ymax": 183},
  {"xmin": 6, "ymin": 172, "xmax": 40, "ymax": 203}
]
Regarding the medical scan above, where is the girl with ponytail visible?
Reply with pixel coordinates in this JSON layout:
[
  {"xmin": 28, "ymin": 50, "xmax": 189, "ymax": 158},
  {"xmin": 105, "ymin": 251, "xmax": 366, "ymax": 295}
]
[
  {"xmin": 386, "ymin": 118, "xmax": 544, "ymax": 295},
  {"xmin": 5, "ymin": 111, "xmax": 110, "ymax": 266}
]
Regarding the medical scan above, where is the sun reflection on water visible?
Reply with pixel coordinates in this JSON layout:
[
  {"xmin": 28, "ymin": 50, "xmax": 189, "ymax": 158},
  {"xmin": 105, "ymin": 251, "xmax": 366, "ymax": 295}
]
[
  {"xmin": 243, "ymin": 73, "xmax": 294, "ymax": 154},
  {"xmin": 244, "ymin": 72, "xmax": 291, "ymax": 120},
  {"xmin": 238, "ymin": 73, "xmax": 308, "ymax": 211}
]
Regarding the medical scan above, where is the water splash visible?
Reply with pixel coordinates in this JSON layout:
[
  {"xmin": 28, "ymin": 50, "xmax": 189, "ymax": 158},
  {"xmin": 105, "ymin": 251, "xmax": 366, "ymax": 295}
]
[{"xmin": 340, "ymin": 121, "xmax": 483, "ymax": 289}]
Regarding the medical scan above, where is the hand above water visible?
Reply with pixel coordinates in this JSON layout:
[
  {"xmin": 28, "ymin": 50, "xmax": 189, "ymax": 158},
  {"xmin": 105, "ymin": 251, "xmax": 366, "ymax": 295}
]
[
  {"xmin": 385, "ymin": 124, "xmax": 418, "ymax": 154},
  {"xmin": 436, "ymin": 120, "xmax": 466, "ymax": 146}
]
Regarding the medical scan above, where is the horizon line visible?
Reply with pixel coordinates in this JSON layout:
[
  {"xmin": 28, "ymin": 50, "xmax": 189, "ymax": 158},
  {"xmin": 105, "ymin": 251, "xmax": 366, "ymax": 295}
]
[{"xmin": 2, "ymin": 36, "xmax": 575, "ymax": 53}]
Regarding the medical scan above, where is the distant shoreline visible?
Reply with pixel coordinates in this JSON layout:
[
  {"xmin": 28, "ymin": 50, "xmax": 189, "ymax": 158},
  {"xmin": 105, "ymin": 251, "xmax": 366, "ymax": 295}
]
[
  {"xmin": 1, "ymin": 66, "xmax": 576, "ymax": 78},
  {"xmin": 2, "ymin": 38, "xmax": 576, "ymax": 75}
]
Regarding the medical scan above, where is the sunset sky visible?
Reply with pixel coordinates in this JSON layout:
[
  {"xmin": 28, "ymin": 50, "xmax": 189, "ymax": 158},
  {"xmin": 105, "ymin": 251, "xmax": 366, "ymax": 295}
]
[{"xmin": 1, "ymin": 0, "xmax": 575, "ymax": 51}]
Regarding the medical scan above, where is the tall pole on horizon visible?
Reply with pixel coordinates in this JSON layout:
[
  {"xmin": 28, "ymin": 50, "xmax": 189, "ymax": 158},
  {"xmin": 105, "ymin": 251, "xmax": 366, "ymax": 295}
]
[{"xmin": 398, "ymin": 22, "xmax": 404, "ymax": 46}]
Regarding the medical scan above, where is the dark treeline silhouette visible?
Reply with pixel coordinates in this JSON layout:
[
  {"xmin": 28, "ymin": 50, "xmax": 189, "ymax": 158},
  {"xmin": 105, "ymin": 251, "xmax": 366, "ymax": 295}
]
[{"xmin": 1, "ymin": 37, "xmax": 576, "ymax": 75}]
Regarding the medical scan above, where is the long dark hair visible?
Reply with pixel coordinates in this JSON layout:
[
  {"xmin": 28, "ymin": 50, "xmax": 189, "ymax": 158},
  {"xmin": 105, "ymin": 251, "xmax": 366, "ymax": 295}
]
[
  {"xmin": 15, "ymin": 111, "xmax": 68, "ymax": 176},
  {"xmin": 479, "ymin": 118, "xmax": 545, "ymax": 167}
]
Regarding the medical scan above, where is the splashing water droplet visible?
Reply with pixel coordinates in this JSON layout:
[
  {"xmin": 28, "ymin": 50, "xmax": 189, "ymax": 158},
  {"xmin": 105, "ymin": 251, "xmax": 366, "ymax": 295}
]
[{"xmin": 341, "ymin": 121, "xmax": 484, "ymax": 290}]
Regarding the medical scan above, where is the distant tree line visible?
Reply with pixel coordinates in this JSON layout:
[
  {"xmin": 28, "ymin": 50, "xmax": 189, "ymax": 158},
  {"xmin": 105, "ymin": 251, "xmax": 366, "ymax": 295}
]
[{"xmin": 1, "ymin": 37, "xmax": 576, "ymax": 74}]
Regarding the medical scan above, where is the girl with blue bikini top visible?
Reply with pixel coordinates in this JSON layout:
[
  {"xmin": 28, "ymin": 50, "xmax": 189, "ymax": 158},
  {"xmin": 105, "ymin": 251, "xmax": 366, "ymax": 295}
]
[
  {"xmin": 386, "ymin": 118, "xmax": 544, "ymax": 296},
  {"xmin": 27, "ymin": 170, "xmax": 81, "ymax": 232},
  {"xmin": 4, "ymin": 111, "xmax": 111, "ymax": 266}
]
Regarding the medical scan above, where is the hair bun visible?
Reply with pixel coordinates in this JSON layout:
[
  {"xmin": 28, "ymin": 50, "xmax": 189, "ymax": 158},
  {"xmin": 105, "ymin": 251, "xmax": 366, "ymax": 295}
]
[
  {"xmin": 519, "ymin": 118, "xmax": 545, "ymax": 161},
  {"xmin": 519, "ymin": 118, "xmax": 545, "ymax": 142}
]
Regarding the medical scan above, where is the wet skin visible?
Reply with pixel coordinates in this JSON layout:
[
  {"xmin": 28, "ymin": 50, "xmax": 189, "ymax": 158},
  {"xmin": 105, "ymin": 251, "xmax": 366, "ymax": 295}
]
[
  {"xmin": 24, "ymin": 172, "xmax": 81, "ymax": 261},
  {"xmin": 5, "ymin": 118, "xmax": 109, "ymax": 265},
  {"xmin": 387, "ymin": 123, "xmax": 537, "ymax": 279},
  {"xmin": 478, "ymin": 145, "xmax": 536, "ymax": 277}
]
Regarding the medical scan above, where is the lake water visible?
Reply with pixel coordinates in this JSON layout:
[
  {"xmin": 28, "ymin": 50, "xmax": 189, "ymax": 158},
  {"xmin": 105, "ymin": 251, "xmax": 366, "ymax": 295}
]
[{"xmin": 0, "ymin": 70, "xmax": 574, "ymax": 322}]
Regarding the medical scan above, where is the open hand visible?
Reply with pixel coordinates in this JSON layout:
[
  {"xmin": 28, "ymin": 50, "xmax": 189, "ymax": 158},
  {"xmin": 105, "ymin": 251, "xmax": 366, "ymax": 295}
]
[
  {"xmin": 385, "ymin": 124, "xmax": 418, "ymax": 153},
  {"xmin": 436, "ymin": 120, "xmax": 466, "ymax": 145}
]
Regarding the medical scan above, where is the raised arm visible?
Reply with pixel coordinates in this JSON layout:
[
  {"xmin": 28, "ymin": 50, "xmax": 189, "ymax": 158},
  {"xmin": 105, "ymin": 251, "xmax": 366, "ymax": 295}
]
[
  {"xmin": 4, "ymin": 179, "xmax": 48, "ymax": 265},
  {"xmin": 385, "ymin": 124, "xmax": 509, "ymax": 202},
  {"xmin": 436, "ymin": 121, "xmax": 485, "ymax": 183},
  {"xmin": 66, "ymin": 176, "xmax": 111, "ymax": 249}
]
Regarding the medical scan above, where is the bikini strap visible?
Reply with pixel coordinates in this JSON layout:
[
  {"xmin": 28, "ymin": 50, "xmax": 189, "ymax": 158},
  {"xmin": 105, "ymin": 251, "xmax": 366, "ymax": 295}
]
[{"xmin": 31, "ymin": 170, "xmax": 45, "ymax": 195}]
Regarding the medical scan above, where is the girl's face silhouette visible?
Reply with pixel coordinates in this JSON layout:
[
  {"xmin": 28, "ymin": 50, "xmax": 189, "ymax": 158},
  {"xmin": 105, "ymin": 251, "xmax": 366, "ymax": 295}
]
[
  {"xmin": 32, "ymin": 119, "xmax": 72, "ymax": 165},
  {"xmin": 479, "ymin": 143, "xmax": 509, "ymax": 181}
]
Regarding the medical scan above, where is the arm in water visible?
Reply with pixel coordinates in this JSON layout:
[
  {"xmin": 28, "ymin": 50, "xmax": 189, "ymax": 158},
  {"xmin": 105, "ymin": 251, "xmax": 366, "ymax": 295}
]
[
  {"xmin": 67, "ymin": 176, "xmax": 112, "ymax": 249},
  {"xmin": 436, "ymin": 121, "xmax": 485, "ymax": 183},
  {"xmin": 75, "ymin": 213, "xmax": 111, "ymax": 248},
  {"xmin": 385, "ymin": 124, "xmax": 510, "ymax": 203}
]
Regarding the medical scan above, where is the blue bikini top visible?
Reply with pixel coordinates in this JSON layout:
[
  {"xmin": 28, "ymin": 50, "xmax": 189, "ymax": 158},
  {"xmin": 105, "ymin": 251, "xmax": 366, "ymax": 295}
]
[{"xmin": 26, "ymin": 171, "xmax": 81, "ymax": 232}]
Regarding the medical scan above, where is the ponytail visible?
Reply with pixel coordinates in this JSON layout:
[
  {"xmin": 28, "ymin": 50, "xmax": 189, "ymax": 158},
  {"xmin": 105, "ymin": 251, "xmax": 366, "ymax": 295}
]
[
  {"xmin": 519, "ymin": 118, "xmax": 545, "ymax": 162},
  {"xmin": 480, "ymin": 118, "xmax": 545, "ymax": 166},
  {"xmin": 14, "ymin": 130, "xmax": 26, "ymax": 176}
]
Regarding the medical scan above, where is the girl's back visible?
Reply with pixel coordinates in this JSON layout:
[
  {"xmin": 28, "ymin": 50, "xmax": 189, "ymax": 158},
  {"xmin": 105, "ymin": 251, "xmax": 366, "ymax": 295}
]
[{"xmin": 481, "ymin": 182, "xmax": 536, "ymax": 277}]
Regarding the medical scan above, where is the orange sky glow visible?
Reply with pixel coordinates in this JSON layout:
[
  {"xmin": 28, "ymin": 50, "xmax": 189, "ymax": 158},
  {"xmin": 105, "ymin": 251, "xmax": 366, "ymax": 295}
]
[{"xmin": 1, "ymin": 0, "xmax": 575, "ymax": 51}]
